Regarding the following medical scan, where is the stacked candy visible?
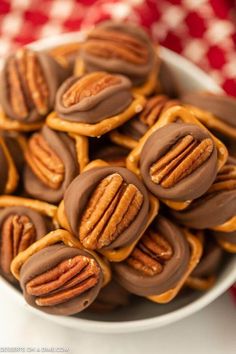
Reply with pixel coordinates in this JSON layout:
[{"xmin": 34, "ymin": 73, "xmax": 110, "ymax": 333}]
[{"xmin": 0, "ymin": 21, "xmax": 235, "ymax": 316}]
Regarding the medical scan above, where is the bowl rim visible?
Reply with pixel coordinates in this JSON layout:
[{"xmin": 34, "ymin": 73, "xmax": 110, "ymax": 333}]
[{"xmin": 0, "ymin": 31, "xmax": 235, "ymax": 333}]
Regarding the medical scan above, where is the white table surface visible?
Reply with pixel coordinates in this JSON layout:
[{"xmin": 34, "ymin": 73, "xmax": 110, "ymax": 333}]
[{"xmin": 0, "ymin": 292, "xmax": 235, "ymax": 354}]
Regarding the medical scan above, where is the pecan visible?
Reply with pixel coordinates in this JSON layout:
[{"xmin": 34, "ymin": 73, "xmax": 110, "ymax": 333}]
[
  {"xmin": 0, "ymin": 215, "xmax": 36, "ymax": 276},
  {"xmin": 140, "ymin": 95, "xmax": 180, "ymax": 127},
  {"xmin": 127, "ymin": 230, "xmax": 173, "ymax": 276},
  {"xmin": 207, "ymin": 163, "xmax": 236, "ymax": 194},
  {"xmin": 26, "ymin": 255, "xmax": 100, "ymax": 306},
  {"xmin": 79, "ymin": 173, "xmax": 143, "ymax": 250},
  {"xmin": 150, "ymin": 135, "xmax": 214, "ymax": 188},
  {"xmin": 6, "ymin": 48, "xmax": 49, "ymax": 118},
  {"xmin": 62, "ymin": 72, "xmax": 121, "ymax": 108},
  {"xmin": 84, "ymin": 29, "xmax": 148, "ymax": 65},
  {"xmin": 25, "ymin": 133, "xmax": 65, "ymax": 189}
]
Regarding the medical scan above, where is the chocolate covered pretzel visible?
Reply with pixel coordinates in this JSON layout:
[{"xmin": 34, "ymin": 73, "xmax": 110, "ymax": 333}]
[
  {"xmin": 78, "ymin": 21, "xmax": 159, "ymax": 96},
  {"xmin": 0, "ymin": 195, "xmax": 56, "ymax": 283},
  {"xmin": 11, "ymin": 228, "xmax": 111, "ymax": 315},
  {"xmin": 19, "ymin": 244, "xmax": 103, "ymax": 315},
  {"xmin": 140, "ymin": 123, "xmax": 218, "ymax": 201},
  {"xmin": 0, "ymin": 48, "xmax": 67, "ymax": 131},
  {"xmin": 24, "ymin": 126, "xmax": 85, "ymax": 203},
  {"xmin": 47, "ymin": 71, "xmax": 145, "ymax": 137},
  {"xmin": 182, "ymin": 92, "xmax": 236, "ymax": 136},
  {"xmin": 172, "ymin": 158, "xmax": 236, "ymax": 229},
  {"xmin": 114, "ymin": 215, "xmax": 202, "ymax": 301},
  {"xmin": 62, "ymin": 166, "xmax": 150, "ymax": 252}
]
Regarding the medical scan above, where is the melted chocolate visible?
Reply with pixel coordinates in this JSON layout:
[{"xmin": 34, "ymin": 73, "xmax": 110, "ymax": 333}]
[
  {"xmin": 64, "ymin": 166, "xmax": 150, "ymax": 250},
  {"xmin": 24, "ymin": 126, "xmax": 79, "ymax": 203},
  {"xmin": 80, "ymin": 21, "xmax": 157, "ymax": 86},
  {"xmin": 0, "ymin": 49, "xmax": 68, "ymax": 123},
  {"xmin": 20, "ymin": 244, "xmax": 103, "ymax": 315},
  {"xmin": 182, "ymin": 92, "xmax": 236, "ymax": 128},
  {"xmin": 0, "ymin": 206, "xmax": 51, "ymax": 282},
  {"xmin": 55, "ymin": 74, "xmax": 132, "ymax": 124},
  {"xmin": 113, "ymin": 215, "xmax": 190, "ymax": 296},
  {"xmin": 172, "ymin": 191, "xmax": 236, "ymax": 229},
  {"xmin": 140, "ymin": 123, "xmax": 218, "ymax": 201}
]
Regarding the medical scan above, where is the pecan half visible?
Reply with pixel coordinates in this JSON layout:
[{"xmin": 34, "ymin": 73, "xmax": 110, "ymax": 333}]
[
  {"xmin": 25, "ymin": 133, "xmax": 65, "ymax": 189},
  {"xmin": 0, "ymin": 215, "xmax": 36, "ymax": 276},
  {"xmin": 7, "ymin": 48, "xmax": 49, "ymax": 119},
  {"xmin": 150, "ymin": 135, "xmax": 214, "ymax": 188},
  {"xmin": 207, "ymin": 163, "xmax": 236, "ymax": 194},
  {"xmin": 62, "ymin": 72, "xmax": 121, "ymax": 108},
  {"xmin": 140, "ymin": 95, "xmax": 180, "ymax": 127},
  {"xmin": 127, "ymin": 230, "xmax": 173, "ymax": 276},
  {"xmin": 79, "ymin": 173, "xmax": 143, "ymax": 250},
  {"xmin": 84, "ymin": 29, "xmax": 148, "ymax": 65},
  {"xmin": 26, "ymin": 255, "xmax": 100, "ymax": 306}
]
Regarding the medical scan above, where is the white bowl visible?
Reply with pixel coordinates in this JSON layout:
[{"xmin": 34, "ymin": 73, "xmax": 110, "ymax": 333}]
[{"xmin": 0, "ymin": 32, "xmax": 236, "ymax": 333}]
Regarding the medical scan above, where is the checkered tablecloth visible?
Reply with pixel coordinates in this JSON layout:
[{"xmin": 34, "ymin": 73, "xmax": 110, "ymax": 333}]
[{"xmin": 0, "ymin": 0, "xmax": 236, "ymax": 96}]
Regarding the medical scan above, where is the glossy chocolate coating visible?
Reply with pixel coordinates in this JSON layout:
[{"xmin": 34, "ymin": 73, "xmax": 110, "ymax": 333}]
[
  {"xmin": 80, "ymin": 21, "xmax": 157, "ymax": 86},
  {"xmin": 0, "ymin": 206, "xmax": 50, "ymax": 282},
  {"xmin": 24, "ymin": 126, "xmax": 79, "ymax": 203},
  {"xmin": 113, "ymin": 215, "xmax": 190, "ymax": 296},
  {"xmin": 182, "ymin": 92, "xmax": 236, "ymax": 128},
  {"xmin": 64, "ymin": 166, "xmax": 150, "ymax": 250},
  {"xmin": 172, "ymin": 191, "xmax": 236, "ymax": 229},
  {"xmin": 140, "ymin": 123, "xmax": 218, "ymax": 201},
  {"xmin": 55, "ymin": 74, "xmax": 132, "ymax": 124},
  {"xmin": 20, "ymin": 244, "xmax": 103, "ymax": 315},
  {"xmin": 192, "ymin": 239, "xmax": 223, "ymax": 277},
  {"xmin": 0, "ymin": 49, "xmax": 67, "ymax": 123}
]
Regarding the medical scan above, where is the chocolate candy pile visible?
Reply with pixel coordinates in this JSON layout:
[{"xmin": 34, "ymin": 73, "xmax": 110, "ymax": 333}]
[{"xmin": 0, "ymin": 21, "xmax": 235, "ymax": 317}]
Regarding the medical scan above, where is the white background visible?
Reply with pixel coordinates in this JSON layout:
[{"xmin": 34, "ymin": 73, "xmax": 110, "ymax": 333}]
[{"xmin": 0, "ymin": 292, "xmax": 235, "ymax": 354}]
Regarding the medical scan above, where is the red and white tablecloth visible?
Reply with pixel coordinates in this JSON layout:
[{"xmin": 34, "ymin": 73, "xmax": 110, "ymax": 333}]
[{"xmin": 0, "ymin": 0, "xmax": 236, "ymax": 96}]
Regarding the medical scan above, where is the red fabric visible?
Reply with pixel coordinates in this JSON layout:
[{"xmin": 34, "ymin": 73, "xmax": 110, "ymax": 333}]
[{"xmin": 0, "ymin": 0, "xmax": 236, "ymax": 96}]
